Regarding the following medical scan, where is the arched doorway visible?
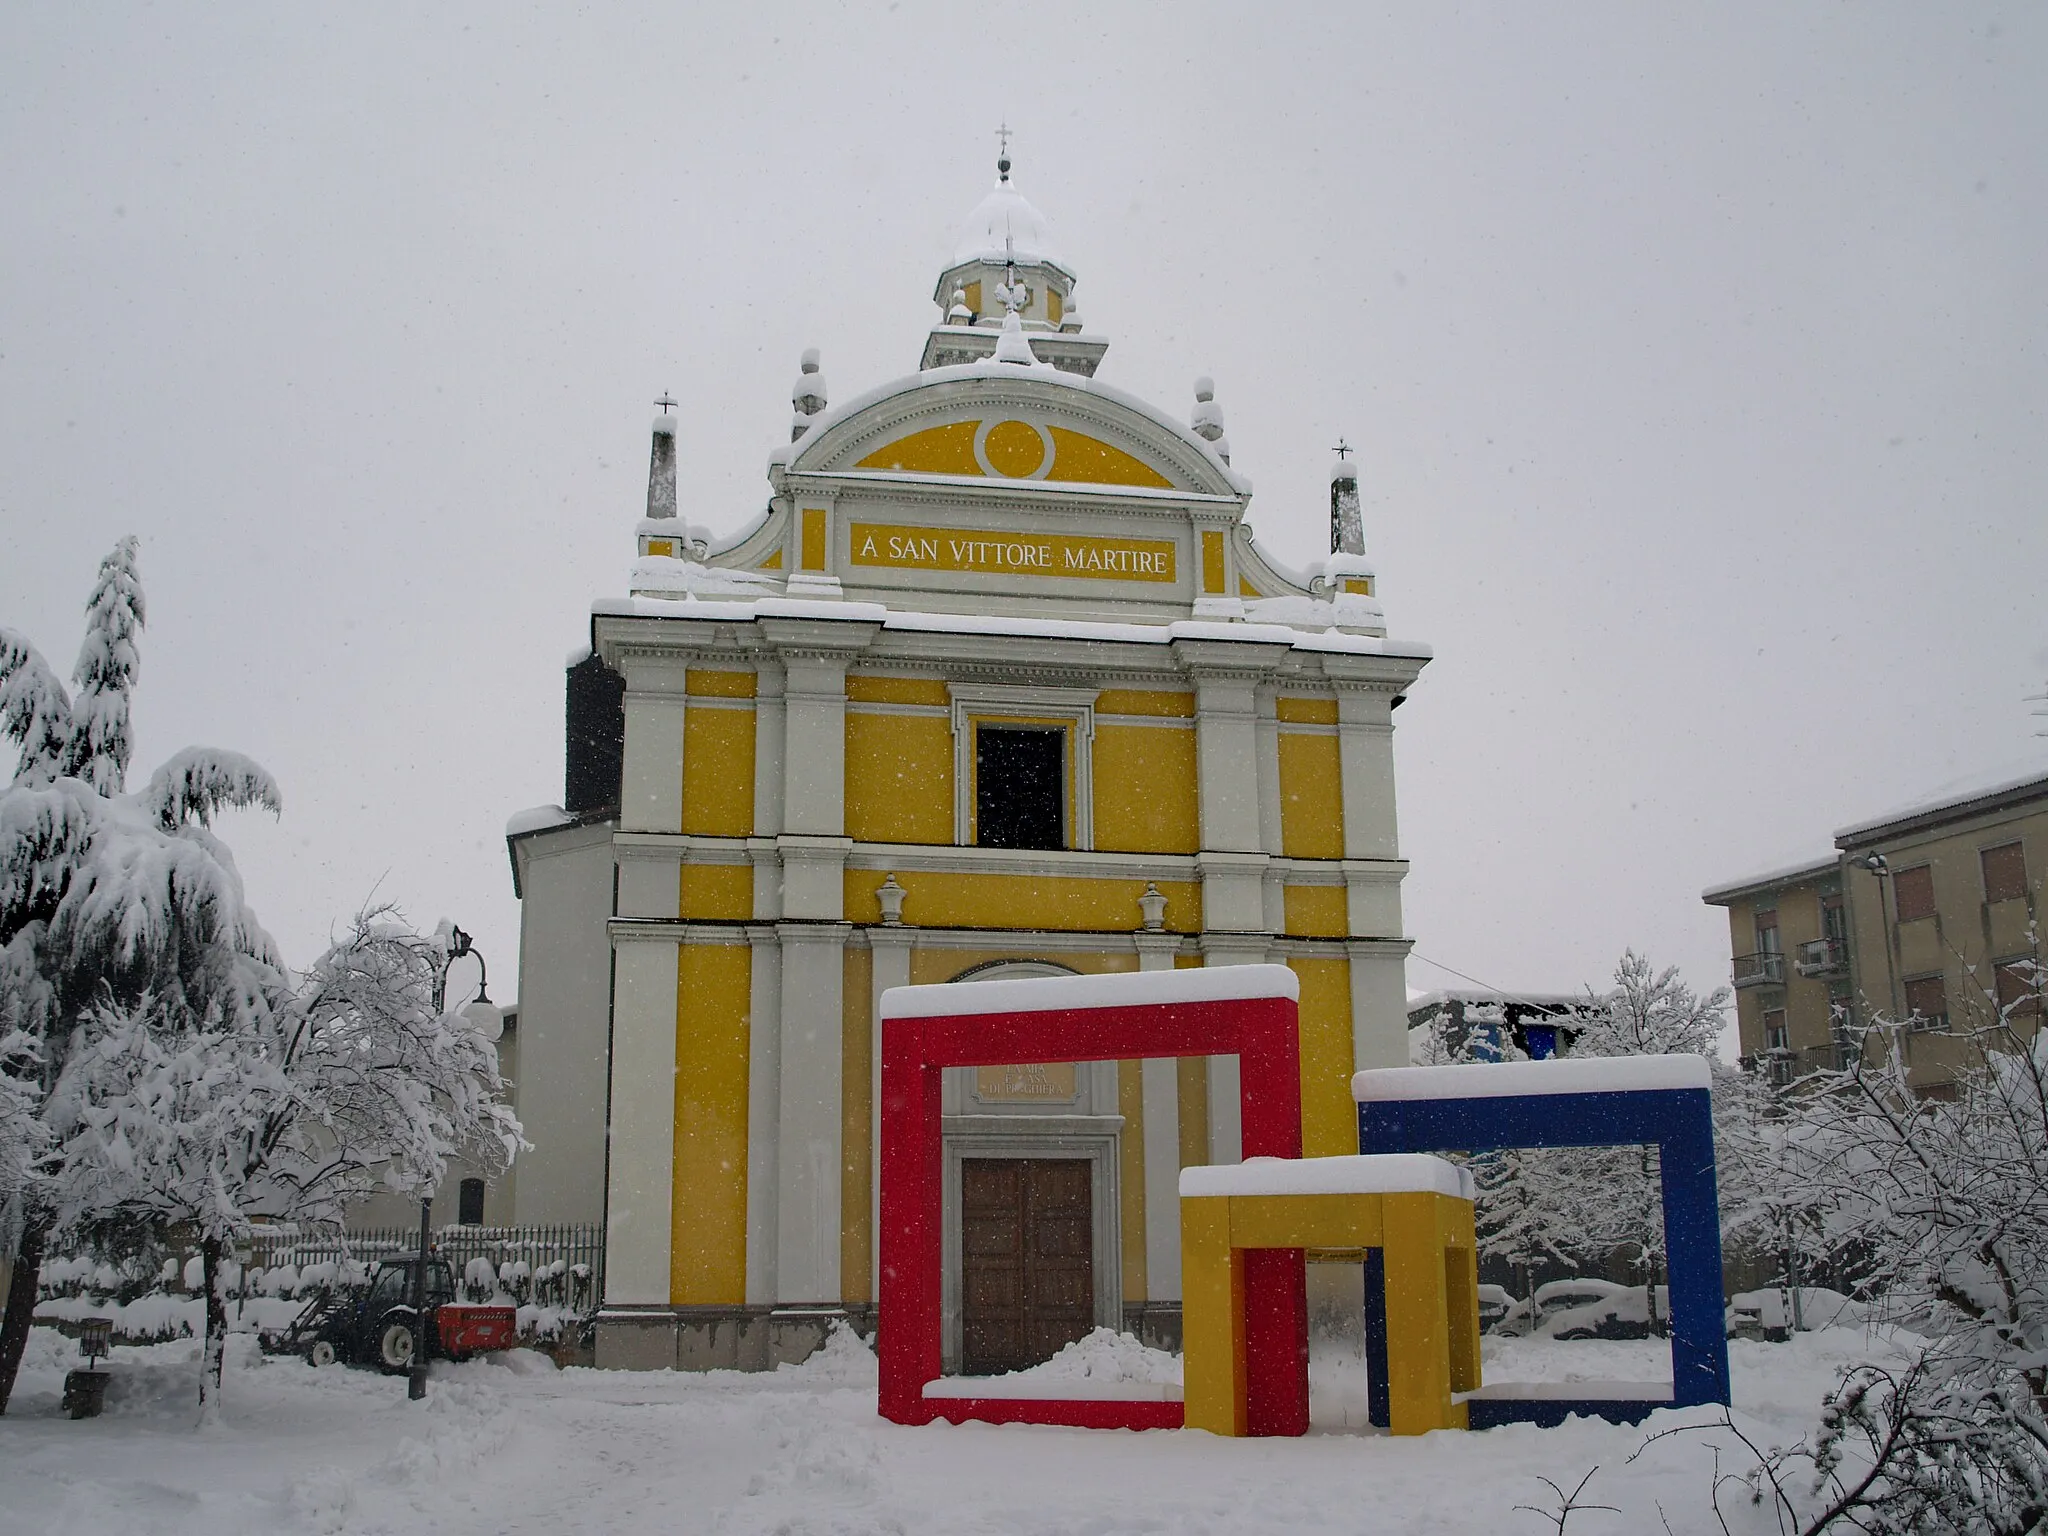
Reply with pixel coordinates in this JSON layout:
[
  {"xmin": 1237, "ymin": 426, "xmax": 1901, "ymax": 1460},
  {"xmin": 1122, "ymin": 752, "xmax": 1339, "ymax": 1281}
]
[{"xmin": 938, "ymin": 960, "xmax": 1125, "ymax": 1374}]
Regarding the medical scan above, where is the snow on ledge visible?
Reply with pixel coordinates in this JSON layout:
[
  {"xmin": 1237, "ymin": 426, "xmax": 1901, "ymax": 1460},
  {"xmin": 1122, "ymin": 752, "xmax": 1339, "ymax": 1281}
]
[
  {"xmin": 1458, "ymin": 1381, "xmax": 1674, "ymax": 1402},
  {"xmin": 505, "ymin": 804, "xmax": 575, "ymax": 838},
  {"xmin": 881, "ymin": 963, "xmax": 1299, "ymax": 1021},
  {"xmin": 922, "ymin": 1378, "xmax": 1184, "ymax": 1402},
  {"xmin": 1179, "ymin": 1154, "xmax": 1472, "ymax": 1202},
  {"xmin": 1353, "ymin": 1055, "xmax": 1713, "ymax": 1102}
]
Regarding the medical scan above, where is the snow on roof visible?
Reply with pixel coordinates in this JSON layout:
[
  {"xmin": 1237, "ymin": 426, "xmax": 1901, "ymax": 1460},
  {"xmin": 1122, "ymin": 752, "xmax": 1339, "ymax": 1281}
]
[
  {"xmin": 879, "ymin": 962, "xmax": 1299, "ymax": 1021},
  {"xmin": 1700, "ymin": 853, "xmax": 1839, "ymax": 904},
  {"xmin": 767, "ymin": 359, "xmax": 1254, "ymax": 499},
  {"xmin": 1179, "ymin": 1153, "xmax": 1473, "ymax": 1202},
  {"xmin": 951, "ymin": 177, "xmax": 1064, "ymax": 270},
  {"xmin": 505, "ymin": 805, "xmax": 575, "ymax": 838},
  {"xmin": 590, "ymin": 593, "xmax": 1432, "ymax": 661},
  {"xmin": 1353, "ymin": 1055, "xmax": 1713, "ymax": 1102},
  {"xmin": 1834, "ymin": 756, "xmax": 2048, "ymax": 845}
]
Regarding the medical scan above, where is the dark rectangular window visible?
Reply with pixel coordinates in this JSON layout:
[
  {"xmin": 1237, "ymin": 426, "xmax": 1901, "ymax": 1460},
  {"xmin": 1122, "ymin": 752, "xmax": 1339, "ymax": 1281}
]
[
  {"xmin": 1995, "ymin": 959, "xmax": 2041, "ymax": 1020},
  {"xmin": 975, "ymin": 726, "xmax": 1065, "ymax": 850},
  {"xmin": 1754, "ymin": 907, "xmax": 1780, "ymax": 953},
  {"xmin": 1763, "ymin": 1009, "xmax": 1789, "ymax": 1053},
  {"xmin": 1904, "ymin": 974, "xmax": 1948, "ymax": 1031},
  {"xmin": 1983, "ymin": 842, "xmax": 2028, "ymax": 905},
  {"xmin": 1821, "ymin": 892, "xmax": 1846, "ymax": 941},
  {"xmin": 1894, "ymin": 864, "xmax": 1936, "ymax": 922},
  {"xmin": 458, "ymin": 1177, "xmax": 486, "ymax": 1226}
]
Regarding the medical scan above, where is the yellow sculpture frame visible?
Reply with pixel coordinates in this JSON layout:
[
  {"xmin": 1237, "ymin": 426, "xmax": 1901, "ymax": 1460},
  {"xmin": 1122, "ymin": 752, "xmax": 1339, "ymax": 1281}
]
[{"xmin": 1181, "ymin": 1187, "xmax": 1481, "ymax": 1436}]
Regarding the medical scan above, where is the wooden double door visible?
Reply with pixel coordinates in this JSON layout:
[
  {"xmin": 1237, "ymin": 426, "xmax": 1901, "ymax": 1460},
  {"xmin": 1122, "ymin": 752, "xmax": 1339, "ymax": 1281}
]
[{"xmin": 961, "ymin": 1157, "xmax": 1094, "ymax": 1375}]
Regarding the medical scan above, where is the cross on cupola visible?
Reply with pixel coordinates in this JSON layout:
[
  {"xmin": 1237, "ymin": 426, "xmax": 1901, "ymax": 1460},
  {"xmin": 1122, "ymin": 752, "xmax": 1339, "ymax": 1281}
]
[
  {"xmin": 996, "ymin": 121, "xmax": 1012, "ymax": 181},
  {"xmin": 1332, "ymin": 438, "xmax": 1352, "ymax": 460}
]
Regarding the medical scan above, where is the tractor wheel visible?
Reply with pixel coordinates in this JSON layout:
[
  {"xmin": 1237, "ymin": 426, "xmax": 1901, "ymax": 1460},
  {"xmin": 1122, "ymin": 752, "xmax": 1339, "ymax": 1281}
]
[
  {"xmin": 376, "ymin": 1315, "xmax": 417, "ymax": 1375},
  {"xmin": 306, "ymin": 1339, "xmax": 337, "ymax": 1368}
]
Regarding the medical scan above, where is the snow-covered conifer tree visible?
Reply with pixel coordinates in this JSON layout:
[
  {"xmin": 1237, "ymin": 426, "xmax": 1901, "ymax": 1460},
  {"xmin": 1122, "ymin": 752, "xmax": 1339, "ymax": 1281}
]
[{"xmin": 0, "ymin": 539, "xmax": 280, "ymax": 1414}]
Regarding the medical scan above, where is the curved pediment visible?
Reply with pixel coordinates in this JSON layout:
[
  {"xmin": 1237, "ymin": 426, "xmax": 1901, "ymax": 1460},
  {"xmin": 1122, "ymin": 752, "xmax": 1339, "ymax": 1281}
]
[{"xmin": 781, "ymin": 368, "xmax": 1245, "ymax": 501}]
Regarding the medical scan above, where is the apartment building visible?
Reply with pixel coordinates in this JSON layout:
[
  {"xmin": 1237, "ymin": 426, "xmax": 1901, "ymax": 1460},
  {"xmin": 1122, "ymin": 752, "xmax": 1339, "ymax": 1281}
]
[{"xmin": 1705, "ymin": 764, "xmax": 2047, "ymax": 1091}]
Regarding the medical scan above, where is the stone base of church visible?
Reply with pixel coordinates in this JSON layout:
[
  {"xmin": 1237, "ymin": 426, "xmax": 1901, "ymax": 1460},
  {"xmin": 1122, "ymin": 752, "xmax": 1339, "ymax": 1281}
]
[{"xmin": 595, "ymin": 1305, "xmax": 865, "ymax": 1372}]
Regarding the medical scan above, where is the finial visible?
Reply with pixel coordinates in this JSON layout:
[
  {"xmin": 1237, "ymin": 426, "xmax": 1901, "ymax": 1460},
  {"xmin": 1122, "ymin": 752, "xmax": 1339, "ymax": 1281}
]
[
  {"xmin": 1333, "ymin": 438, "xmax": 1352, "ymax": 460},
  {"xmin": 996, "ymin": 121, "xmax": 1012, "ymax": 181},
  {"xmin": 995, "ymin": 234, "xmax": 1028, "ymax": 317},
  {"xmin": 655, "ymin": 392, "xmax": 677, "ymax": 415}
]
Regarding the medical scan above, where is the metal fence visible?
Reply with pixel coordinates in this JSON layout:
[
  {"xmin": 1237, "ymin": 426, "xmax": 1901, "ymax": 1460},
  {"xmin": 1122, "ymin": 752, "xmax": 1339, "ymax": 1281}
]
[{"xmin": 245, "ymin": 1223, "xmax": 604, "ymax": 1311}]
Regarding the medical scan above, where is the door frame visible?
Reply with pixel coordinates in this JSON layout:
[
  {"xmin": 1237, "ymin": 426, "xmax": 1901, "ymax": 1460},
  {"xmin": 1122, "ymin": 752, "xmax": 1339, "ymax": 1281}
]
[{"xmin": 941, "ymin": 1119, "xmax": 1121, "ymax": 1374}]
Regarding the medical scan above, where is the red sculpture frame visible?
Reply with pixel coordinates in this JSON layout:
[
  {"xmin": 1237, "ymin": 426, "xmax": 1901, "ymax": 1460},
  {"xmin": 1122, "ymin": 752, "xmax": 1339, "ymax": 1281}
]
[{"xmin": 878, "ymin": 971, "xmax": 1306, "ymax": 1433}]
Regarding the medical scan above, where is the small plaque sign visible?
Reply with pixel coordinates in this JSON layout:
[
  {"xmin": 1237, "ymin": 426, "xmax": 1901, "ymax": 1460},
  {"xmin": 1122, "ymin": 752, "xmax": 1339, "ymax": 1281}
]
[{"xmin": 974, "ymin": 1062, "xmax": 1079, "ymax": 1103}]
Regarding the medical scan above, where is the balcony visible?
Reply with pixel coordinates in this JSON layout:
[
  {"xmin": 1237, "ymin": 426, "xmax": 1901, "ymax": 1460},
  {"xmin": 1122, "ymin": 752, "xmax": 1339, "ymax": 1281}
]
[
  {"xmin": 1732, "ymin": 951, "xmax": 1784, "ymax": 988},
  {"xmin": 1794, "ymin": 937, "xmax": 1850, "ymax": 979}
]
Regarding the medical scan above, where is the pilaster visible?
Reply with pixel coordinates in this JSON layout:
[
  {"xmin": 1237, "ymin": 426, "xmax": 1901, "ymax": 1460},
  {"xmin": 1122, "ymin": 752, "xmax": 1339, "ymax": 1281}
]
[
  {"xmin": 1135, "ymin": 932, "xmax": 1183, "ymax": 1301},
  {"xmin": 751, "ymin": 660, "xmax": 787, "ymax": 838},
  {"xmin": 1333, "ymin": 683, "xmax": 1401, "ymax": 861},
  {"xmin": 1347, "ymin": 936, "xmax": 1417, "ymax": 1071},
  {"xmin": 1199, "ymin": 933, "xmax": 1274, "ymax": 1165},
  {"xmin": 775, "ymin": 920, "xmax": 851, "ymax": 1304},
  {"xmin": 868, "ymin": 924, "xmax": 915, "ymax": 1297},
  {"xmin": 743, "ymin": 925, "xmax": 783, "ymax": 1305}
]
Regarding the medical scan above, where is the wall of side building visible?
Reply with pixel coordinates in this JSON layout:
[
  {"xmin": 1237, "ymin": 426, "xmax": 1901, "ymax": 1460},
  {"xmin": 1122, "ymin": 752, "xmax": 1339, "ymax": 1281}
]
[
  {"xmin": 1713, "ymin": 872, "xmax": 1849, "ymax": 1077},
  {"xmin": 1838, "ymin": 797, "xmax": 2046, "ymax": 1092},
  {"xmin": 506, "ymin": 820, "xmax": 617, "ymax": 1227}
]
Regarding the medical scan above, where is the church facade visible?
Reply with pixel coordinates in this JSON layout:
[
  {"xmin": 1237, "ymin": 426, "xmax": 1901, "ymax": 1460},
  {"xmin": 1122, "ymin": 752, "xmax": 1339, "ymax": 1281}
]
[{"xmin": 506, "ymin": 158, "xmax": 1430, "ymax": 1371}]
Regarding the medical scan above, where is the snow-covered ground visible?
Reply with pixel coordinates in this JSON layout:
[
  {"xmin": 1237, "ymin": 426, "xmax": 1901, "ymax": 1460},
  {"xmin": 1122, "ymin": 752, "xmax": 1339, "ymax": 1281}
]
[{"xmin": 0, "ymin": 1322, "xmax": 1915, "ymax": 1535}]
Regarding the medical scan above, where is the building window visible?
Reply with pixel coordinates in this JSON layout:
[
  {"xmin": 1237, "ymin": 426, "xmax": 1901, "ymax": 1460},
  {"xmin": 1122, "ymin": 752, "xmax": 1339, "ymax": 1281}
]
[
  {"xmin": 975, "ymin": 726, "xmax": 1065, "ymax": 850},
  {"xmin": 1821, "ymin": 890, "xmax": 1846, "ymax": 941},
  {"xmin": 458, "ymin": 1178, "xmax": 486, "ymax": 1226},
  {"xmin": 1904, "ymin": 974, "xmax": 1948, "ymax": 1032},
  {"xmin": 1995, "ymin": 958, "xmax": 2042, "ymax": 1021},
  {"xmin": 1763, "ymin": 1009, "xmax": 1789, "ymax": 1054},
  {"xmin": 1983, "ymin": 842, "xmax": 2028, "ymax": 905},
  {"xmin": 1754, "ymin": 907, "xmax": 1780, "ymax": 954},
  {"xmin": 1893, "ymin": 864, "xmax": 1936, "ymax": 923}
]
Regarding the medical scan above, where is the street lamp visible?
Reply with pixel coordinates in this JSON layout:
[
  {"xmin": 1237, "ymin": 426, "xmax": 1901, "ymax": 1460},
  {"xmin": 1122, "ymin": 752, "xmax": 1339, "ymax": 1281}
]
[
  {"xmin": 1861, "ymin": 852, "xmax": 1904, "ymax": 1024},
  {"xmin": 408, "ymin": 924, "xmax": 495, "ymax": 1402}
]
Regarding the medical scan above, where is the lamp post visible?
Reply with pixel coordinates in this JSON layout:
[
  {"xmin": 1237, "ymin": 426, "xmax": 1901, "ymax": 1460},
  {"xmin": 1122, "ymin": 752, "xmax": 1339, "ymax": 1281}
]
[
  {"xmin": 408, "ymin": 925, "xmax": 501, "ymax": 1402},
  {"xmin": 1861, "ymin": 853, "xmax": 1904, "ymax": 1023}
]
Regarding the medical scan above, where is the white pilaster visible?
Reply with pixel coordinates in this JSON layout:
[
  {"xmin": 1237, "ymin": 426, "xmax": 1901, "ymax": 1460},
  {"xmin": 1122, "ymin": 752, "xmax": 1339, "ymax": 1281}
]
[
  {"xmin": 778, "ymin": 652, "xmax": 849, "ymax": 840},
  {"xmin": 1135, "ymin": 933, "xmax": 1182, "ymax": 1301},
  {"xmin": 743, "ymin": 925, "xmax": 783, "ymax": 1306},
  {"xmin": 1200, "ymin": 934, "xmax": 1272, "ymax": 1166},
  {"xmin": 868, "ymin": 925, "xmax": 914, "ymax": 1297},
  {"xmin": 1347, "ymin": 938, "xmax": 1415, "ymax": 1071},
  {"xmin": 618, "ymin": 657, "xmax": 688, "ymax": 834},
  {"xmin": 615, "ymin": 836, "xmax": 681, "ymax": 920},
  {"xmin": 752, "ymin": 661, "xmax": 787, "ymax": 838},
  {"xmin": 1335, "ymin": 685, "xmax": 1400, "ymax": 861},
  {"xmin": 775, "ymin": 921, "xmax": 849, "ymax": 1304},
  {"xmin": 602, "ymin": 933, "xmax": 680, "ymax": 1305}
]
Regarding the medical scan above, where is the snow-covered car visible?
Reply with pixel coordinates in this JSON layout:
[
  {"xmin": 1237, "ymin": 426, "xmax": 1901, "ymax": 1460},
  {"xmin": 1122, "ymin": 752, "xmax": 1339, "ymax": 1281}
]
[{"xmin": 1487, "ymin": 1280, "xmax": 1671, "ymax": 1339}]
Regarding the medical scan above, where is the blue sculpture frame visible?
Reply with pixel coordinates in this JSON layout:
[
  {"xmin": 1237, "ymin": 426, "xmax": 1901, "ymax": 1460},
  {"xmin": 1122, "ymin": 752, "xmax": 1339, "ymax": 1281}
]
[{"xmin": 1357, "ymin": 1077, "xmax": 1730, "ymax": 1429}]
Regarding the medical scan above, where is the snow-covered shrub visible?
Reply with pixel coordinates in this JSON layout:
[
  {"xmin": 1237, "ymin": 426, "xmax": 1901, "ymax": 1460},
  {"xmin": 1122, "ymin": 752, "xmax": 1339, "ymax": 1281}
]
[{"xmin": 464, "ymin": 1256, "xmax": 500, "ymax": 1303}]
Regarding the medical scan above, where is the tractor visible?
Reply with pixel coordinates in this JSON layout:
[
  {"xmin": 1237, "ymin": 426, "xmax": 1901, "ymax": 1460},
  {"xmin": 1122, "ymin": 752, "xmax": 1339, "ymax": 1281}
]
[{"xmin": 278, "ymin": 1255, "xmax": 517, "ymax": 1373}]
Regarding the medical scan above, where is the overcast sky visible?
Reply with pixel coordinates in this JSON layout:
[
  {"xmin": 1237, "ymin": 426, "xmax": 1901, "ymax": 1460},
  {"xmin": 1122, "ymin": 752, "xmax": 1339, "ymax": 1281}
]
[{"xmin": 3, "ymin": 4, "xmax": 2043, "ymax": 1025}]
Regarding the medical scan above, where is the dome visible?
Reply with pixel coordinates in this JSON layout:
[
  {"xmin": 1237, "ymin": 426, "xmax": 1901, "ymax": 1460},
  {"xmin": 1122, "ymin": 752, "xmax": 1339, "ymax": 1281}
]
[{"xmin": 952, "ymin": 177, "xmax": 1062, "ymax": 269}]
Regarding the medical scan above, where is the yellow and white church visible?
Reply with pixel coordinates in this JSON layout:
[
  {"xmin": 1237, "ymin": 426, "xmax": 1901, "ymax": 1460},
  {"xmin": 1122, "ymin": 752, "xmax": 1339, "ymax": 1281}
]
[{"xmin": 505, "ymin": 152, "xmax": 1431, "ymax": 1372}]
